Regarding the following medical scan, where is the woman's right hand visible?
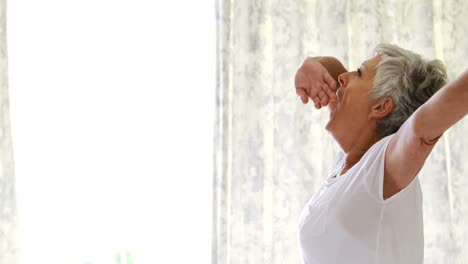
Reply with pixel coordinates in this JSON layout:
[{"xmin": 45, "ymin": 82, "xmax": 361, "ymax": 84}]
[{"xmin": 295, "ymin": 57, "xmax": 338, "ymax": 109}]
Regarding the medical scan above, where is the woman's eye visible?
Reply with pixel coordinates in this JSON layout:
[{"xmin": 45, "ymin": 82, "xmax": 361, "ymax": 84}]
[{"xmin": 357, "ymin": 68, "xmax": 362, "ymax": 77}]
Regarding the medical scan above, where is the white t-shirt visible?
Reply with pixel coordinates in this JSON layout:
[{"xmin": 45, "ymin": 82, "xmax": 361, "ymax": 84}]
[{"xmin": 298, "ymin": 134, "xmax": 424, "ymax": 264}]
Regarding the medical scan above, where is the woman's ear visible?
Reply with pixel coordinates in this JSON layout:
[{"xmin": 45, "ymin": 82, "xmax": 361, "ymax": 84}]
[{"xmin": 369, "ymin": 98, "xmax": 393, "ymax": 120}]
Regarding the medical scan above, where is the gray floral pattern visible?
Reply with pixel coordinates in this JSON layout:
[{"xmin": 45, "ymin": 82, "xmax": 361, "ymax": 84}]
[
  {"xmin": 0, "ymin": 0, "xmax": 18, "ymax": 263},
  {"xmin": 213, "ymin": 0, "xmax": 468, "ymax": 263}
]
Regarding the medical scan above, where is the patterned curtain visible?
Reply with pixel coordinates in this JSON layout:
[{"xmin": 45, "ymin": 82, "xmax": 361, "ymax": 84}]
[
  {"xmin": 0, "ymin": 0, "xmax": 17, "ymax": 262},
  {"xmin": 213, "ymin": 0, "xmax": 468, "ymax": 263}
]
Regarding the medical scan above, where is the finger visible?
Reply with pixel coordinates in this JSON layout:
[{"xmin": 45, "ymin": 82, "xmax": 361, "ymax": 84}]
[
  {"xmin": 308, "ymin": 81, "xmax": 321, "ymax": 98},
  {"xmin": 296, "ymin": 88, "xmax": 309, "ymax": 104},
  {"xmin": 311, "ymin": 95, "xmax": 321, "ymax": 109},
  {"xmin": 318, "ymin": 91, "xmax": 329, "ymax": 106},
  {"xmin": 309, "ymin": 91, "xmax": 320, "ymax": 104},
  {"xmin": 324, "ymin": 72, "xmax": 337, "ymax": 92},
  {"xmin": 296, "ymin": 87, "xmax": 306, "ymax": 97},
  {"xmin": 318, "ymin": 90, "xmax": 328, "ymax": 101},
  {"xmin": 320, "ymin": 96, "xmax": 329, "ymax": 106},
  {"xmin": 323, "ymin": 84, "xmax": 337, "ymax": 102},
  {"xmin": 314, "ymin": 102, "xmax": 321, "ymax": 109},
  {"xmin": 295, "ymin": 70, "xmax": 310, "ymax": 91}
]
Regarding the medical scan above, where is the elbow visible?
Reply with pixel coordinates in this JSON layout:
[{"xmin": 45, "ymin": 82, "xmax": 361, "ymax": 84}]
[{"xmin": 410, "ymin": 109, "xmax": 443, "ymax": 145}]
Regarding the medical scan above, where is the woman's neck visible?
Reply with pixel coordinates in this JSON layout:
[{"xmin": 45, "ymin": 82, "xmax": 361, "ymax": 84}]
[{"xmin": 337, "ymin": 130, "xmax": 381, "ymax": 176}]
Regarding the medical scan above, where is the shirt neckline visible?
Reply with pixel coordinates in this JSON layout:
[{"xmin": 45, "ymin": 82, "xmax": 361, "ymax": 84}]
[
  {"xmin": 325, "ymin": 134, "xmax": 394, "ymax": 186},
  {"xmin": 325, "ymin": 166, "xmax": 353, "ymax": 186}
]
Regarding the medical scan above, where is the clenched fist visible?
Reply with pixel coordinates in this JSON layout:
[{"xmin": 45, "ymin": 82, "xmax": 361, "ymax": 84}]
[{"xmin": 295, "ymin": 58, "xmax": 338, "ymax": 109}]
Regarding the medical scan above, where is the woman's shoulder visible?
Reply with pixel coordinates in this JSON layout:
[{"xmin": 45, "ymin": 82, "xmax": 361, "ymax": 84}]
[{"xmin": 365, "ymin": 134, "xmax": 395, "ymax": 158}]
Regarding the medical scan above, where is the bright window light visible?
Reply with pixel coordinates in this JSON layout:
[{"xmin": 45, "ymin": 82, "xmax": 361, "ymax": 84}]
[{"xmin": 8, "ymin": 1, "xmax": 214, "ymax": 263}]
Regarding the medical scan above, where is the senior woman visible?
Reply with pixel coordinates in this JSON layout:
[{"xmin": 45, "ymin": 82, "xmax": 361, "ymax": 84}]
[{"xmin": 294, "ymin": 44, "xmax": 468, "ymax": 264}]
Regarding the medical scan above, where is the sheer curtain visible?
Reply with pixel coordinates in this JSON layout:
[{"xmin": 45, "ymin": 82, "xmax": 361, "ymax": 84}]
[
  {"xmin": 0, "ymin": 0, "xmax": 17, "ymax": 263},
  {"xmin": 213, "ymin": 0, "xmax": 468, "ymax": 263}
]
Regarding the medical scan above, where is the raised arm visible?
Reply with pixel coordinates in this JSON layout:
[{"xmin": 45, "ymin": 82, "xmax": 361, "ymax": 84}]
[
  {"xmin": 311, "ymin": 57, "xmax": 348, "ymax": 112},
  {"xmin": 412, "ymin": 70, "xmax": 468, "ymax": 139},
  {"xmin": 295, "ymin": 56, "xmax": 347, "ymax": 111},
  {"xmin": 385, "ymin": 70, "xmax": 468, "ymax": 199},
  {"xmin": 311, "ymin": 57, "xmax": 348, "ymax": 85}
]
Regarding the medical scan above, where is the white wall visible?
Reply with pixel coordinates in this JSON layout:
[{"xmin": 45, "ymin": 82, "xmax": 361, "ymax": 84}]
[{"xmin": 8, "ymin": 1, "xmax": 214, "ymax": 263}]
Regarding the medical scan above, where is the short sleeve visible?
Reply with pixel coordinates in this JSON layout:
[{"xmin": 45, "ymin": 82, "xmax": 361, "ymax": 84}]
[{"xmin": 362, "ymin": 134, "xmax": 394, "ymax": 201}]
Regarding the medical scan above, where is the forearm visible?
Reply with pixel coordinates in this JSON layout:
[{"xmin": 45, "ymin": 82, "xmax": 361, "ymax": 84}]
[
  {"xmin": 311, "ymin": 56, "xmax": 348, "ymax": 111},
  {"xmin": 312, "ymin": 56, "xmax": 347, "ymax": 85},
  {"xmin": 413, "ymin": 70, "xmax": 468, "ymax": 140}
]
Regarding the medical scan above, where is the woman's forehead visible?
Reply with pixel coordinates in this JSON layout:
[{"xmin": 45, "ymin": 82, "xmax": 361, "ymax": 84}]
[
  {"xmin": 362, "ymin": 55, "xmax": 382, "ymax": 75},
  {"xmin": 364, "ymin": 54, "xmax": 382, "ymax": 67}
]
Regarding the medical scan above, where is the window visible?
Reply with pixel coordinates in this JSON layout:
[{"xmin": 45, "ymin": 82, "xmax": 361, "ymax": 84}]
[{"xmin": 8, "ymin": 1, "xmax": 214, "ymax": 263}]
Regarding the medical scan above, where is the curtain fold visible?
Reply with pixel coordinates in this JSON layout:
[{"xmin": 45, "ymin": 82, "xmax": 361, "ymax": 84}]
[
  {"xmin": 214, "ymin": 0, "xmax": 468, "ymax": 263},
  {"xmin": 0, "ymin": 0, "xmax": 17, "ymax": 263}
]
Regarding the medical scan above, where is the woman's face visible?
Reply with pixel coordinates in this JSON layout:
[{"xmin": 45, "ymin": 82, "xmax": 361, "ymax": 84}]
[{"xmin": 325, "ymin": 55, "xmax": 382, "ymax": 139}]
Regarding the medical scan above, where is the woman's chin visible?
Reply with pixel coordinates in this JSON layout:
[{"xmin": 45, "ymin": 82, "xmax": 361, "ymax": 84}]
[{"xmin": 325, "ymin": 109, "xmax": 339, "ymax": 132}]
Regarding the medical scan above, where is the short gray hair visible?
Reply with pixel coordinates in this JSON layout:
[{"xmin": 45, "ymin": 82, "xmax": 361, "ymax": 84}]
[{"xmin": 370, "ymin": 44, "xmax": 448, "ymax": 137}]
